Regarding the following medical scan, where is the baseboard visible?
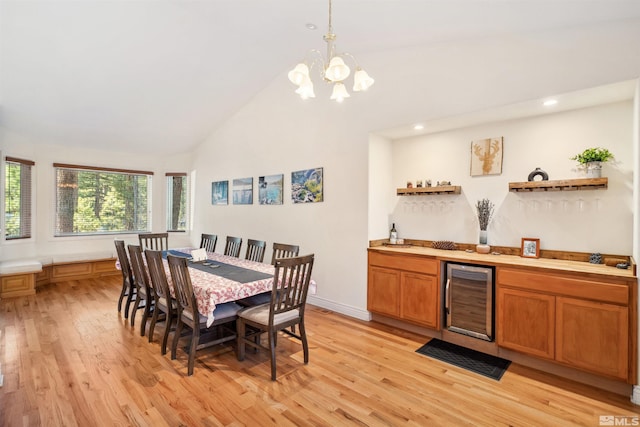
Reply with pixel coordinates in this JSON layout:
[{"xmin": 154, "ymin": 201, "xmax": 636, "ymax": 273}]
[
  {"xmin": 632, "ymin": 385, "xmax": 640, "ymax": 405},
  {"xmin": 307, "ymin": 295, "xmax": 371, "ymax": 321}
]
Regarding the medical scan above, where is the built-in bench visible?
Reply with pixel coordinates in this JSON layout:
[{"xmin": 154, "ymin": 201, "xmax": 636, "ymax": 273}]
[
  {"xmin": 1, "ymin": 252, "xmax": 120, "ymax": 298},
  {"xmin": 0, "ymin": 260, "xmax": 42, "ymax": 298}
]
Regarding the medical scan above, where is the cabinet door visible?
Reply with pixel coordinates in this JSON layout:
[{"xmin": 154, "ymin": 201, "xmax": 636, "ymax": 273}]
[
  {"xmin": 368, "ymin": 266, "xmax": 400, "ymax": 317},
  {"xmin": 556, "ymin": 297, "xmax": 628, "ymax": 381},
  {"xmin": 400, "ymin": 272, "xmax": 439, "ymax": 329},
  {"xmin": 496, "ymin": 287, "xmax": 555, "ymax": 360}
]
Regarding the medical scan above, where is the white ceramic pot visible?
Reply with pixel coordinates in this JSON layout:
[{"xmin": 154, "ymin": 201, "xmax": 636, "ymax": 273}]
[{"xmin": 585, "ymin": 161, "xmax": 602, "ymax": 178}]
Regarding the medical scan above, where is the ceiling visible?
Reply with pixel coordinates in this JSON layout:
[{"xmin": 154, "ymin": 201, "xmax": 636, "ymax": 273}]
[{"xmin": 2, "ymin": 0, "xmax": 640, "ymax": 155}]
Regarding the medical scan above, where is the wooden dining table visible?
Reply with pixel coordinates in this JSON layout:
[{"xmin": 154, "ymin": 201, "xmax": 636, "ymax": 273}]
[{"xmin": 163, "ymin": 248, "xmax": 316, "ymax": 327}]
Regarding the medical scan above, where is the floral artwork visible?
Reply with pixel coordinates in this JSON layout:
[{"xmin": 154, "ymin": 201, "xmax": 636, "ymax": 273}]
[
  {"xmin": 211, "ymin": 181, "xmax": 228, "ymax": 205},
  {"xmin": 291, "ymin": 167, "xmax": 323, "ymax": 203},
  {"xmin": 232, "ymin": 177, "xmax": 253, "ymax": 205},
  {"xmin": 471, "ymin": 137, "xmax": 503, "ymax": 176},
  {"xmin": 258, "ymin": 174, "xmax": 283, "ymax": 205}
]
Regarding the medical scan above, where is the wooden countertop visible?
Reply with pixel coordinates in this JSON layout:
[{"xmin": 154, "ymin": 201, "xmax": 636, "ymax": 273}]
[{"xmin": 368, "ymin": 245, "xmax": 637, "ymax": 280}]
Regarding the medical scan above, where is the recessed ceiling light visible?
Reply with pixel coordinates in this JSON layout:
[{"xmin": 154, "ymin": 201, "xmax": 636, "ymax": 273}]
[
  {"xmin": 305, "ymin": 23, "xmax": 317, "ymax": 30},
  {"xmin": 413, "ymin": 124, "xmax": 424, "ymax": 130},
  {"xmin": 543, "ymin": 99, "xmax": 558, "ymax": 106}
]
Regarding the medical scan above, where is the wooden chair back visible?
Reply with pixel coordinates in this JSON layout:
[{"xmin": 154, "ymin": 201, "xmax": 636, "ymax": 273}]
[
  {"xmin": 115, "ymin": 239, "xmax": 134, "ymax": 285},
  {"xmin": 200, "ymin": 233, "xmax": 217, "ymax": 253},
  {"xmin": 245, "ymin": 239, "xmax": 266, "ymax": 263},
  {"xmin": 167, "ymin": 254, "xmax": 197, "ymax": 318},
  {"xmin": 127, "ymin": 245, "xmax": 152, "ymax": 298},
  {"xmin": 224, "ymin": 236, "xmax": 242, "ymax": 258},
  {"xmin": 270, "ymin": 242, "xmax": 300, "ymax": 265},
  {"xmin": 139, "ymin": 232, "xmax": 169, "ymax": 251},
  {"xmin": 144, "ymin": 249, "xmax": 170, "ymax": 301},
  {"xmin": 269, "ymin": 254, "xmax": 314, "ymax": 323}
]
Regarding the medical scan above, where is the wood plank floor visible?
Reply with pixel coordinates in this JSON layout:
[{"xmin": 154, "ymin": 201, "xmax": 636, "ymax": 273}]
[{"xmin": 1, "ymin": 276, "xmax": 639, "ymax": 426}]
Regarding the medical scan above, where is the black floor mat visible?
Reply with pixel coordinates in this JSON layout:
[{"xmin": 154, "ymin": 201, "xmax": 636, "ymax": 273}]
[{"xmin": 416, "ymin": 338, "xmax": 511, "ymax": 381}]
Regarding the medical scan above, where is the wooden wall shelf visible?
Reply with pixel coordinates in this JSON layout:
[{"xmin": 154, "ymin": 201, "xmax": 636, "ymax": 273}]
[
  {"xmin": 508, "ymin": 178, "xmax": 607, "ymax": 192},
  {"xmin": 397, "ymin": 185, "xmax": 461, "ymax": 196}
]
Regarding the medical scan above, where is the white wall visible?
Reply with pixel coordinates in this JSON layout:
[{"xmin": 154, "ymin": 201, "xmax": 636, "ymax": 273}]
[
  {"xmin": 387, "ymin": 101, "xmax": 634, "ymax": 254},
  {"xmin": 0, "ymin": 128, "xmax": 193, "ymax": 261},
  {"xmin": 368, "ymin": 134, "xmax": 394, "ymax": 239}
]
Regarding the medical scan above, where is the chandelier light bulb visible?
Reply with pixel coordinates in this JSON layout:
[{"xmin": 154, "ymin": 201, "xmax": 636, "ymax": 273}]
[
  {"xmin": 325, "ymin": 56, "xmax": 351, "ymax": 82},
  {"xmin": 295, "ymin": 77, "xmax": 316, "ymax": 99},
  {"xmin": 288, "ymin": 63, "xmax": 310, "ymax": 86},
  {"xmin": 353, "ymin": 68, "xmax": 374, "ymax": 92},
  {"xmin": 330, "ymin": 82, "xmax": 350, "ymax": 103}
]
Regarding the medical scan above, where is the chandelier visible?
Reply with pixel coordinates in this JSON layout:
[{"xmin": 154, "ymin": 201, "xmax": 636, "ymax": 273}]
[{"xmin": 287, "ymin": 0, "xmax": 374, "ymax": 102}]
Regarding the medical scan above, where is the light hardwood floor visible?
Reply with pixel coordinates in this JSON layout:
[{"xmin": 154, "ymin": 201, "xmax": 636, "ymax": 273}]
[{"xmin": 1, "ymin": 276, "xmax": 638, "ymax": 426}]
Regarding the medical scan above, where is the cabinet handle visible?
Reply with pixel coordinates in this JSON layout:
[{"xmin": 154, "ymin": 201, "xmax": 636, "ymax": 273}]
[{"xmin": 445, "ymin": 278, "xmax": 451, "ymax": 315}]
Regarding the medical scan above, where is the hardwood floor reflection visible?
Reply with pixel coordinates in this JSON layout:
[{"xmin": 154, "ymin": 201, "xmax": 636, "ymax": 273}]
[{"xmin": 1, "ymin": 276, "xmax": 638, "ymax": 426}]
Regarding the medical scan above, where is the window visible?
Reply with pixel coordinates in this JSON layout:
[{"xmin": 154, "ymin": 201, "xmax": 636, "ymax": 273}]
[
  {"xmin": 166, "ymin": 173, "xmax": 188, "ymax": 232},
  {"xmin": 5, "ymin": 157, "xmax": 34, "ymax": 240},
  {"xmin": 53, "ymin": 163, "xmax": 152, "ymax": 236}
]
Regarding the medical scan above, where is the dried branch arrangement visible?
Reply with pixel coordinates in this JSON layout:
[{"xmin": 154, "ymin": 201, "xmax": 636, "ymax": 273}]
[{"xmin": 476, "ymin": 198, "xmax": 494, "ymax": 230}]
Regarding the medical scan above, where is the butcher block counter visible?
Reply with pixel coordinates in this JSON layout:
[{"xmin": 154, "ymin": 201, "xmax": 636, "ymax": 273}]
[{"xmin": 367, "ymin": 243, "xmax": 637, "ymax": 384}]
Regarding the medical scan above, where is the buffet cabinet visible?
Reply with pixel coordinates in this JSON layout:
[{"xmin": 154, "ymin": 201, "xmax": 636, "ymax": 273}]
[
  {"xmin": 496, "ymin": 267, "xmax": 634, "ymax": 382},
  {"xmin": 367, "ymin": 247, "xmax": 637, "ymax": 384},
  {"xmin": 367, "ymin": 251, "xmax": 440, "ymax": 329}
]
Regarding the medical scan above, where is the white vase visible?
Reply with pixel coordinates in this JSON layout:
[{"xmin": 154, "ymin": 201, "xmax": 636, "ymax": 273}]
[
  {"xmin": 585, "ymin": 161, "xmax": 602, "ymax": 178},
  {"xmin": 476, "ymin": 230, "xmax": 490, "ymax": 254}
]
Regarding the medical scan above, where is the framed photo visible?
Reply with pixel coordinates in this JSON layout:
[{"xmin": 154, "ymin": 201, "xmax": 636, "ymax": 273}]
[
  {"xmin": 232, "ymin": 177, "xmax": 253, "ymax": 205},
  {"xmin": 521, "ymin": 238, "xmax": 540, "ymax": 258},
  {"xmin": 211, "ymin": 180, "xmax": 228, "ymax": 205},
  {"xmin": 258, "ymin": 174, "xmax": 283, "ymax": 205},
  {"xmin": 291, "ymin": 167, "xmax": 323, "ymax": 203},
  {"xmin": 471, "ymin": 137, "xmax": 503, "ymax": 176}
]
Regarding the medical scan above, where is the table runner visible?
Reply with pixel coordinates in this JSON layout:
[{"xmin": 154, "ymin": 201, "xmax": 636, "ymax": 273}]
[{"xmin": 164, "ymin": 250, "xmax": 273, "ymax": 283}]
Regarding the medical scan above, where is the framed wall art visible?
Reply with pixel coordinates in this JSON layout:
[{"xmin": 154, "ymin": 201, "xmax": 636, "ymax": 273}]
[
  {"xmin": 291, "ymin": 167, "xmax": 323, "ymax": 203},
  {"xmin": 232, "ymin": 177, "xmax": 253, "ymax": 205},
  {"xmin": 471, "ymin": 137, "xmax": 503, "ymax": 176},
  {"xmin": 211, "ymin": 180, "xmax": 228, "ymax": 205},
  {"xmin": 258, "ymin": 174, "xmax": 283, "ymax": 205},
  {"xmin": 521, "ymin": 237, "xmax": 540, "ymax": 258}
]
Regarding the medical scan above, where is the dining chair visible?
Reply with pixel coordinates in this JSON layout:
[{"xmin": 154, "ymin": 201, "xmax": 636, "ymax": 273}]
[
  {"xmin": 237, "ymin": 242, "xmax": 301, "ymax": 308},
  {"xmin": 115, "ymin": 239, "xmax": 136, "ymax": 319},
  {"xmin": 270, "ymin": 242, "xmax": 300, "ymax": 265},
  {"xmin": 245, "ymin": 239, "xmax": 266, "ymax": 263},
  {"xmin": 236, "ymin": 254, "xmax": 314, "ymax": 381},
  {"xmin": 224, "ymin": 236, "xmax": 242, "ymax": 258},
  {"xmin": 145, "ymin": 249, "xmax": 177, "ymax": 354},
  {"xmin": 128, "ymin": 244, "xmax": 154, "ymax": 336},
  {"xmin": 138, "ymin": 232, "xmax": 169, "ymax": 251},
  {"xmin": 200, "ymin": 233, "xmax": 217, "ymax": 253},
  {"xmin": 167, "ymin": 254, "xmax": 242, "ymax": 376}
]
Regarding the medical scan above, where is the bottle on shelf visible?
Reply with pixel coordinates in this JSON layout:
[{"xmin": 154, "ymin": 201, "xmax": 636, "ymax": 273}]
[{"xmin": 389, "ymin": 223, "xmax": 398, "ymax": 244}]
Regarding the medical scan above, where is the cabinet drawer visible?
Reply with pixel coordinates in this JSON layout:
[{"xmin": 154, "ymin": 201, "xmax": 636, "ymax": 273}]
[
  {"xmin": 368, "ymin": 251, "xmax": 437, "ymax": 275},
  {"xmin": 497, "ymin": 268, "xmax": 629, "ymax": 305},
  {"xmin": 53, "ymin": 263, "xmax": 92, "ymax": 278},
  {"xmin": 93, "ymin": 259, "xmax": 118, "ymax": 274}
]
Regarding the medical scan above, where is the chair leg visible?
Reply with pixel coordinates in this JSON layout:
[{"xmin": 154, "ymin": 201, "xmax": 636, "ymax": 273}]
[
  {"xmin": 172, "ymin": 318, "xmax": 183, "ymax": 360},
  {"xmin": 161, "ymin": 312, "xmax": 173, "ymax": 355},
  {"xmin": 149, "ymin": 304, "xmax": 159, "ymax": 343},
  {"xmin": 269, "ymin": 329, "xmax": 277, "ymax": 381},
  {"xmin": 140, "ymin": 300, "xmax": 150, "ymax": 337},
  {"xmin": 299, "ymin": 320, "xmax": 309, "ymax": 364},
  {"xmin": 236, "ymin": 319, "xmax": 246, "ymax": 361},
  {"xmin": 130, "ymin": 295, "xmax": 140, "ymax": 327},
  {"xmin": 187, "ymin": 326, "xmax": 199, "ymax": 376},
  {"xmin": 117, "ymin": 279, "xmax": 127, "ymax": 312},
  {"xmin": 124, "ymin": 284, "xmax": 136, "ymax": 319}
]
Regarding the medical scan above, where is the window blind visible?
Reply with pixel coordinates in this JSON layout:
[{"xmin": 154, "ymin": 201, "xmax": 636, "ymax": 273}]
[{"xmin": 5, "ymin": 157, "xmax": 34, "ymax": 240}]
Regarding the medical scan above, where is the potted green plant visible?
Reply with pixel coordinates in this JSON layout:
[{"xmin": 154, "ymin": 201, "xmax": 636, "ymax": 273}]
[{"xmin": 570, "ymin": 147, "xmax": 614, "ymax": 178}]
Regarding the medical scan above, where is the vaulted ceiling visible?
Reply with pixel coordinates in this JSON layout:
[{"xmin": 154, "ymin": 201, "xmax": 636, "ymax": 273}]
[{"xmin": 2, "ymin": 0, "xmax": 640, "ymax": 155}]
